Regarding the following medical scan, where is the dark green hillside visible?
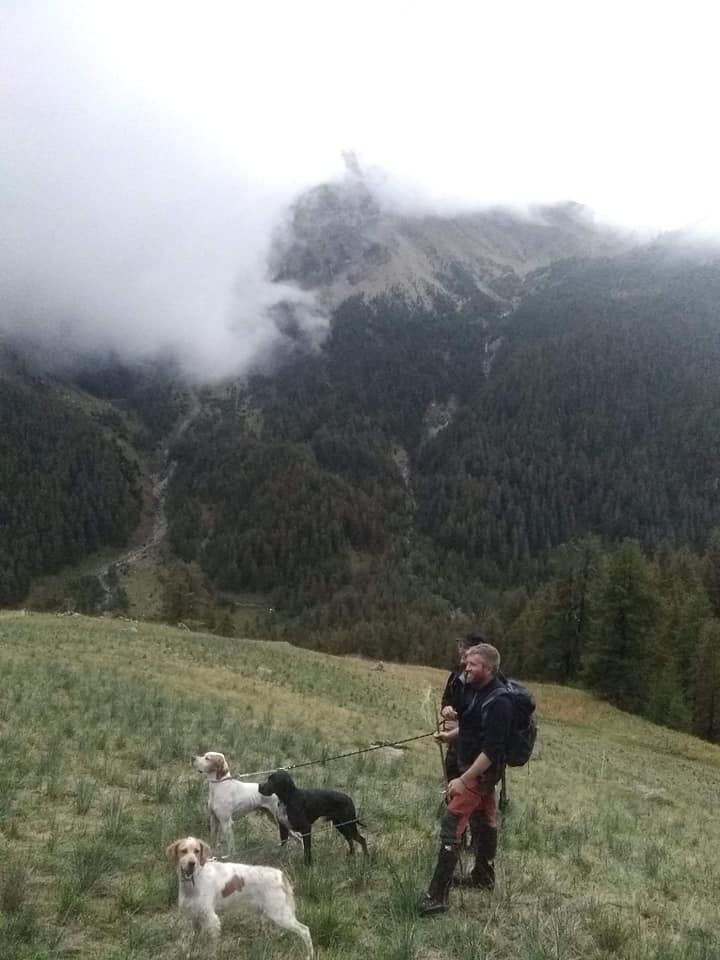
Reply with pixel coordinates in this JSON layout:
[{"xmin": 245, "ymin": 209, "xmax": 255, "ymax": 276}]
[
  {"xmin": 0, "ymin": 378, "xmax": 141, "ymax": 604},
  {"xmin": 166, "ymin": 251, "xmax": 720, "ymax": 612},
  {"xmin": 416, "ymin": 253, "xmax": 720, "ymax": 584},
  {"xmin": 72, "ymin": 354, "xmax": 186, "ymax": 447}
]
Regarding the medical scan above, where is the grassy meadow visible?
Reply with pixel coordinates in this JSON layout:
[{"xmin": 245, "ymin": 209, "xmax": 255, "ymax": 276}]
[{"xmin": 1, "ymin": 611, "xmax": 719, "ymax": 960}]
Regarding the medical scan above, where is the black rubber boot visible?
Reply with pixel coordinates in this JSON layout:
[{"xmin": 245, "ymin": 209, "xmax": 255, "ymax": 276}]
[
  {"xmin": 417, "ymin": 846, "xmax": 458, "ymax": 916},
  {"xmin": 454, "ymin": 825, "xmax": 497, "ymax": 890}
]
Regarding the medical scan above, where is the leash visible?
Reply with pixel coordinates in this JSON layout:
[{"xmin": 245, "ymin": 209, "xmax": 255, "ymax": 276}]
[
  {"xmin": 433, "ymin": 702, "xmax": 449, "ymax": 786},
  {"xmin": 285, "ymin": 816, "xmax": 365, "ymax": 839},
  {"xmin": 233, "ymin": 731, "xmax": 435, "ymax": 780},
  {"xmin": 499, "ymin": 766, "xmax": 509, "ymax": 812}
]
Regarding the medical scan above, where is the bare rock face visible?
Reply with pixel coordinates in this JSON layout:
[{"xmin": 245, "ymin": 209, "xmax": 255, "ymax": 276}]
[
  {"xmin": 270, "ymin": 177, "xmax": 385, "ymax": 290},
  {"xmin": 423, "ymin": 398, "xmax": 459, "ymax": 440},
  {"xmin": 270, "ymin": 169, "xmax": 631, "ymax": 311}
]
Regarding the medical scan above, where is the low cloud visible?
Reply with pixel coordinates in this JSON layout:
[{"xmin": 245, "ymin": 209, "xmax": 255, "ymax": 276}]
[{"xmin": 1, "ymin": 7, "xmax": 328, "ymax": 382}]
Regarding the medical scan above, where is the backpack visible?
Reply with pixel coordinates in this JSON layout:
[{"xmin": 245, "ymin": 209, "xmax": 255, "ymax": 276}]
[{"xmin": 481, "ymin": 679, "xmax": 537, "ymax": 767}]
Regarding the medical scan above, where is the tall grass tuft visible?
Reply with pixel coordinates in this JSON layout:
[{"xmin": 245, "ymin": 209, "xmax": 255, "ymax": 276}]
[
  {"xmin": 101, "ymin": 793, "xmax": 130, "ymax": 840},
  {"xmin": 1, "ymin": 859, "xmax": 30, "ymax": 915},
  {"xmin": 152, "ymin": 771, "xmax": 175, "ymax": 804},
  {"xmin": 74, "ymin": 776, "xmax": 96, "ymax": 815},
  {"xmin": 377, "ymin": 920, "xmax": 417, "ymax": 960},
  {"xmin": 586, "ymin": 901, "xmax": 636, "ymax": 956},
  {"xmin": 72, "ymin": 836, "xmax": 116, "ymax": 894},
  {"xmin": 306, "ymin": 902, "xmax": 355, "ymax": 949}
]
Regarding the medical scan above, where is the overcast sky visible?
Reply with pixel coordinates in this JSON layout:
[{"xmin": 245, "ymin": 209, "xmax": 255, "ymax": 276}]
[{"xmin": 2, "ymin": 0, "xmax": 719, "ymax": 378}]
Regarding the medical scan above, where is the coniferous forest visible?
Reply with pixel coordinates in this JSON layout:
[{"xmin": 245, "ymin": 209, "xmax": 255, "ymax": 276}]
[
  {"xmin": 0, "ymin": 378, "xmax": 141, "ymax": 605},
  {"xmin": 4, "ymin": 244, "xmax": 720, "ymax": 741}
]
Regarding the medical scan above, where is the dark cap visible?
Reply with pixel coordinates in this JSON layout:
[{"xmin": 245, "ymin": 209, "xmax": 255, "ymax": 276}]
[{"xmin": 459, "ymin": 632, "xmax": 485, "ymax": 650}]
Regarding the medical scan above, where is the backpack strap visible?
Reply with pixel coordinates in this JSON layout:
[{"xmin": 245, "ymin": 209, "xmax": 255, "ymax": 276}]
[
  {"xmin": 481, "ymin": 686, "xmax": 511, "ymax": 811},
  {"xmin": 479, "ymin": 685, "xmax": 509, "ymax": 715}
]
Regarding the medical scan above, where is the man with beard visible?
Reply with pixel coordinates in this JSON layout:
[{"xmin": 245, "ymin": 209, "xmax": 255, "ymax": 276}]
[{"xmin": 418, "ymin": 642, "xmax": 511, "ymax": 916}]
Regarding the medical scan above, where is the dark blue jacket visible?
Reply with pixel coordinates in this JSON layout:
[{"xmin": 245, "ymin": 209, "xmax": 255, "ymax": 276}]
[{"xmin": 456, "ymin": 676, "xmax": 512, "ymax": 774}]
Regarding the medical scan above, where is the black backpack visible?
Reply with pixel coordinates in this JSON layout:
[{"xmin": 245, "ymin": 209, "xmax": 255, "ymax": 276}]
[{"xmin": 481, "ymin": 679, "xmax": 537, "ymax": 767}]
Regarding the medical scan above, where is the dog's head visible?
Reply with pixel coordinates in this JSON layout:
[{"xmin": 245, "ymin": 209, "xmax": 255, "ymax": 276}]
[
  {"xmin": 192, "ymin": 752, "xmax": 230, "ymax": 780},
  {"xmin": 166, "ymin": 836, "xmax": 210, "ymax": 880},
  {"xmin": 258, "ymin": 769, "xmax": 295, "ymax": 801}
]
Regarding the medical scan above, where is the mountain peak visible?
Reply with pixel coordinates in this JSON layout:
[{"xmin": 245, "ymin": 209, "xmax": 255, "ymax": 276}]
[{"xmin": 270, "ymin": 175, "xmax": 630, "ymax": 308}]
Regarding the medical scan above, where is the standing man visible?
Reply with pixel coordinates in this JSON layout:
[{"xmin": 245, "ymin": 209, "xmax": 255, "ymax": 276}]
[{"xmin": 418, "ymin": 642, "xmax": 511, "ymax": 916}]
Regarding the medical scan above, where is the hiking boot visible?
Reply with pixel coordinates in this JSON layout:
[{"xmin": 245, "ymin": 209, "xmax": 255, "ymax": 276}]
[
  {"xmin": 462, "ymin": 824, "xmax": 497, "ymax": 890},
  {"xmin": 416, "ymin": 893, "xmax": 448, "ymax": 917},
  {"xmin": 452, "ymin": 864, "xmax": 495, "ymax": 890},
  {"xmin": 418, "ymin": 845, "xmax": 458, "ymax": 917}
]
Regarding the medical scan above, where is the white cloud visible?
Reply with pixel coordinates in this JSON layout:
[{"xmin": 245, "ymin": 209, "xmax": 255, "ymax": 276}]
[{"xmin": 2, "ymin": 0, "xmax": 720, "ymax": 377}]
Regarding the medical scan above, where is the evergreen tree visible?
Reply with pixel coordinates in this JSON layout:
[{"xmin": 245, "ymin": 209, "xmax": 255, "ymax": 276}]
[
  {"xmin": 703, "ymin": 529, "xmax": 720, "ymax": 618},
  {"xmin": 540, "ymin": 536, "xmax": 603, "ymax": 682},
  {"xmin": 693, "ymin": 619, "xmax": 720, "ymax": 742},
  {"xmin": 582, "ymin": 541, "xmax": 661, "ymax": 712}
]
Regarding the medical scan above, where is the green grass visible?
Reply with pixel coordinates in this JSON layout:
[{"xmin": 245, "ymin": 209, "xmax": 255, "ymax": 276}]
[{"xmin": 1, "ymin": 610, "xmax": 719, "ymax": 959}]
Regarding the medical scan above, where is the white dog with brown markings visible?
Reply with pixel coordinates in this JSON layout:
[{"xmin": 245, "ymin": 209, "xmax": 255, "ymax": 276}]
[
  {"xmin": 192, "ymin": 751, "xmax": 293, "ymax": 854},
  {"xmin": 167, "ymin": 836, "xmax": 314, "ymax": 957}
]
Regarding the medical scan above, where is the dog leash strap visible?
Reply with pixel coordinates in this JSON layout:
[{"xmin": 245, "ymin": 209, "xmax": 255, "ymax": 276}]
[{"xmin": 233, "ymin": 731, "xmax": 435, "ymax": 779}]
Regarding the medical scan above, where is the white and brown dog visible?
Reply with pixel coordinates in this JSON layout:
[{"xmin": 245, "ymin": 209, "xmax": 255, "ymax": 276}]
[
  {"xmin": 167, "ymin": 836, "xmax": 313, "ymax": 957},
  {"xmin": 192, "ymin": 751, "xmax": 292, "ymax": 853}
]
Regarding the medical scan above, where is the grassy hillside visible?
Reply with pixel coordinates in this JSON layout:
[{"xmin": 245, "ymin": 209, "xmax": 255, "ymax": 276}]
[{"xmin": 1, "ymin": 612, "xmax": 719, "ymax": 960}]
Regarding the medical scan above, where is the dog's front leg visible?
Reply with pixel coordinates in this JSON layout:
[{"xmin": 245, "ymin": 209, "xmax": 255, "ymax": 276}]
[
  {"xmin": 201, "ymin": 911, "xmax": 222, "ymax": 939},
  {"xmin": 220, "ymin": 819, "xmax": 235, "ymax": 856},
  {"xmin": 190, "ymin": 910, "xmax": 221, "ymax": 955},
  {"xmin": 180, "ymin": 916, "xmax": 201, "ymax": 959},
  {"xmin": 278, "ymin": 821, "xmax": 289, "ymax": 846},
  {"xmin": 302, "ymin": 831, "xmax": 313, "ymax": 866}
]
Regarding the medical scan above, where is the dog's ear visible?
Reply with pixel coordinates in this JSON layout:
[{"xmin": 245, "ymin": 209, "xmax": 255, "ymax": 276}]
[
  {"xmin": 199, "ymin": 840, "xmax": 210, "ymax": 865},
  {"xmin": 209, "ymin": 753, "xmax": 228, "ymax": 779},
  {"xmin": 166, "ymin": 839, "xmax": 181, "ymax": 863}
]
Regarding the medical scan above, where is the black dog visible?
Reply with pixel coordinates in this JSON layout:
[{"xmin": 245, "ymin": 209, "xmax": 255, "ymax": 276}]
[{"xmin": 258, "ymin": 769, "xmax": 368, "ymax": 866}]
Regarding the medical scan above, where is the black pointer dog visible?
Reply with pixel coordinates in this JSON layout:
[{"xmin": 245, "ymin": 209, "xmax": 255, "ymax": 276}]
[{"xmin": 258, "ymin": 769, "xmax": 368, "ymax": 866}]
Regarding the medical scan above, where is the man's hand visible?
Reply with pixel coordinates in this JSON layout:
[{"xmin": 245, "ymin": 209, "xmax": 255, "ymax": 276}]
[
  {"xmin": 446, "ymin": 777, "xmax": 465, "ymax": 799},
  {"xmin": 440, "ymin": 705, "xmax": 457, "ymax": 721},
  {"xmin": 433, "ymin": 730, "xmax": 454, "ymax": 743}
]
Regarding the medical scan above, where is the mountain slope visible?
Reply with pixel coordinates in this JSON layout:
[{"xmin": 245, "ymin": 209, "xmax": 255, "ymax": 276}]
[
  {"xmin": 5, "ymin": 175, "xmax": 720, "ymax": 699},
  {"xmin": 2, "ymin": 610, "xmax": 720, "ymax": 960}
]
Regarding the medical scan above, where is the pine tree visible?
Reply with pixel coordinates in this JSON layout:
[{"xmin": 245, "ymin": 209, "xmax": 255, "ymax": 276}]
[
  {"xmin": 703, "ymin": 529, "xmax": 720, "ymax": 618},
  {"xmin": 582, "ymin": 540, "xmax": 661, "ymax": 713},
  {"xmin": 541, "ymin": 536, "xmax": 603, "ymax": 682},
  {"xmin": 693, "ymin": 619, "xmax": 720, "ymax": 741}
]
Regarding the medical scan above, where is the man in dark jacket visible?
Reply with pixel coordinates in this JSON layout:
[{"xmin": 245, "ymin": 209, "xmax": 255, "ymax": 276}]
[{"xmin": 418, "ymin": 642, "xmax": 511, "ymax": 916}]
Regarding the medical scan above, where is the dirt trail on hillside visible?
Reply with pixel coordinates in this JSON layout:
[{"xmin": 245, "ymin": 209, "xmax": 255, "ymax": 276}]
[{"xmin": 97, "ymin": 392, "xmax": 201, "ymax": 604}]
